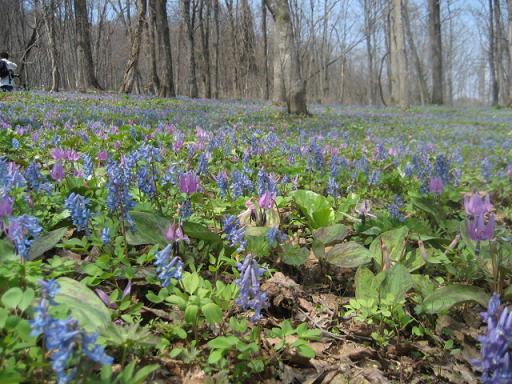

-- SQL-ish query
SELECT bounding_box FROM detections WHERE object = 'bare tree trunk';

[489,0,499,106]
[404,3,428,104]
[74,0,102,90]
[147,0,160,93]
[363,0,377,105]
[262,0,270,99]
[390,0,408,108]
[225,0,239,97]
[154,0,176,97]
[265,0,308,114]
[43,0,60,92]
[120,0,147,93]
[199,0,211,98]
[428,0,443,104]
[183,0,199,98]
[508,0,512,105]
[494,0,505,104]
[213,0,220,98]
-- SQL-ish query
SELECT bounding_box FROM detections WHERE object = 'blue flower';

[64,193,90,233]
[223,215,247,252]
[82,154,93,179]
[154,244,184,287]
[214,171,228,197]
[235,255,268,321]
[7,215,42,259]
[101,227,111,245]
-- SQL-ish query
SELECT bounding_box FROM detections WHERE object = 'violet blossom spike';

[51,161,65,182]
[428,176,444,194]
[95,289,117,309]
[467,213,495,242]
[464,191,493,217]
[179,172,200,194]
[258,191,276,210]
[0,195,13,217]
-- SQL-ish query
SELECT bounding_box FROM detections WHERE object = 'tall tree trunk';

[225,0,239,97]
[508,0,512,105]
[494,0,505,104]
[213,0,220,98]
[199,0,211,98]
[489,0,499,106]
[390,0,408,108]
[120,0,147,93]
[262,0,270,99]
[43,0,60,92]
[183,0,199,98]
[265,0,308,114]
[74,0,102,90]
[363,0,377,105]
[154,0,176,97]
[404,3,429,104]
[428,0,443,104]
[147,0,160,94]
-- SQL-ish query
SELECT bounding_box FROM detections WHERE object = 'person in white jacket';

[0,52,17,92]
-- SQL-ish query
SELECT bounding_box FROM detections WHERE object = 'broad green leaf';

[208,349,224,364]
[182,272,200,294]
[126,211,168,246]
[28,227,68,260]
[418,285,490,315]
[313,224,349,245]
[201,302,223,324]
[296,344,316,359]
[0,369,22,384]
[290,190,335,229]
[55,277,111,332]
[132,364,160,384]
[183,221,222,243]
[184,304,199,324]
[369,226,409,268]
[18,288,35,312]
[0,239,17,262]
[1,288,23,309]
[354,267,386,301]
[0,308,8,328]
[207,336,239,349]
[281,244,309,266]
[380,264,414,303]
[325,242,372,268]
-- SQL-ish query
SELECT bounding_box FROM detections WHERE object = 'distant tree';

[428,0,443,104]
[153,0,176,97]
[264,0,308,114]
[390,0,408,109]
[74,0,102,90]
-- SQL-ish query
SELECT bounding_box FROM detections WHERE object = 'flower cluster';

[472,294,512,383]
[105,159,135,224]
[7,215,42,259]
[235,254,268,321]
[464,191,495,243]
[223,215,247,252]
[154,244,184,287]
[30,280,113,384]
[64,193,90,233]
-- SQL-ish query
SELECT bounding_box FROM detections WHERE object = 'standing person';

[0,52,17,92]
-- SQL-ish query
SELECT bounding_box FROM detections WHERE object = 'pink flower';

[51,161,65,182]
[464,192,493,217]
[258,191,276,209]
[179,172,200,194]
[97,151,108,161]
[164,223,189,243]
[0,195,13,217]
[428,176,444,194]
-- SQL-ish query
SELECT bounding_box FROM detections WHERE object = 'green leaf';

[354,267,386,301]
[28,227,68,260]
[182,272,200,294]
[126,211,168,246]
[184,304,199,324]
[324,242,372,268]
[380,264,414,303]
[281,244,309,266]
[369,226,409,268]
[207,336,239,349]
[296,344,316,359]
[132,364,160,384]
[313,224,349,245]
[146,291,163,304]
[165,294,187,308]
[1,288,23,309]
[201,302,223,324]
[0,308,8,328]
[55,277,111,332]
[0,239,17,262]
[208,349,224,364]
[290,190,335,229]
[0,369,22,384]
[18,288,35,312]
[418,285,490,315]
[183,221,222,243]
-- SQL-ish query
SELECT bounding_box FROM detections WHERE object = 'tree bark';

[74,0,102,90]
[508,0,512,105]
[147,0,161,93]
[120,0,147,93]
[262,0,270,99]
[428,0,443,104]
[390,0,408,108]
[489,0,499,106]
[265,0,308,114]
[183,0,199,98]
[494,0,505,104]
[153,0,176,97]
[199,0,211,98]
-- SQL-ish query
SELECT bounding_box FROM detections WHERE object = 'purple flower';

[464,192,493,217]
[7,215,42,259]
[97,151,108,161]
[164,223,189,243]
[51,161,65,182]
[0,195,13,217]
[467,213,495,241]
[154,244,184,287]
[429,176,444,194]
[258,191,276,210]
[179,172,200,194]
[95,289,117,309]
[223,215,247,252]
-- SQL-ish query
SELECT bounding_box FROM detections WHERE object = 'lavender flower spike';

[235,254,268,321]
[464,191,493,217]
